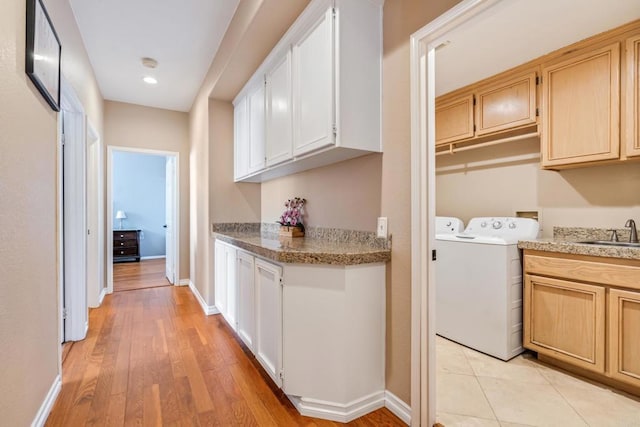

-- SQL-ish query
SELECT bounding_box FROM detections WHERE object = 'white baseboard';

[289,391,385,423]
[140,255,166,260]
[187,280,220,315]
[384,390,411,425]
[98,287,107,305]
[31,374,61,427]
[177,278,190,287]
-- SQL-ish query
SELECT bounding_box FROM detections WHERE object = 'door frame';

[86,121,105,307]
[59,75,89,343]
[106,146,180,294]
[409,0,501,424]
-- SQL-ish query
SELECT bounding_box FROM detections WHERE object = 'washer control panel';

[465,217,539,239]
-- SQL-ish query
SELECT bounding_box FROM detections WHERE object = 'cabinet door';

[254,258,283,387]
[609,288,640,387]
[625,35,640,158]
[541,43,620,167]
[237,251,255,351]
[266,51,293,166]
[524,274,605,373]
[476,72,537,136]
[214,241,227,317]
[292,7,334,156]
[435,94,474,145]
[223,245,237,331]
[234,96,250,180]
[248,82,266,173]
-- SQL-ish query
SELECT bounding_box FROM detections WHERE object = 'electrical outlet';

[377,217,388,238]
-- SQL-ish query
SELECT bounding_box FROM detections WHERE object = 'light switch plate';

[377,217,388,238]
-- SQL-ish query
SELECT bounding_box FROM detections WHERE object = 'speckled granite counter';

[518,227,640,260]
[211,223,391,265]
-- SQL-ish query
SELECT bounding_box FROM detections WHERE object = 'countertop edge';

[213,232,392,266]
[518,239,640,260]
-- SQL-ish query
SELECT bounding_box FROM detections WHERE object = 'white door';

[237,251,256,351]
[62,109,88,341]
[86,133,101,307]
[224,245,238,331]
[266,51,293,166]
[292,7,335,156]
[165,156,175,284]
[234,96,250,180]
[214,241,227,317]
[248,82,266,173]
[255,258,283,387]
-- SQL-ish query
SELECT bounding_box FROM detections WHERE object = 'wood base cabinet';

[609,288,640,387]
[523,251,640,395]
[524,275,605,373]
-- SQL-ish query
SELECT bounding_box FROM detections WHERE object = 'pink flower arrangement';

[278,197,306,230]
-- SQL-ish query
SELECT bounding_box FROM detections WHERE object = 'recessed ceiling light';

[143,76,158,85]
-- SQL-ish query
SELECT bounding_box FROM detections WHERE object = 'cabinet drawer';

[525,254,640,290]
[114,247,138,257]
[114,231,138,241]
[114,239,137,248]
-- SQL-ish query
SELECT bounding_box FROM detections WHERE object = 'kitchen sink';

[578,240,640,248]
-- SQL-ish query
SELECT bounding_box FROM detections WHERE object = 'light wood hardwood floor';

[113,258,170,292]
[46,285,404,426]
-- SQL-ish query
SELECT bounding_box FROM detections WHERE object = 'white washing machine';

[436,216,465,234]
[436,217,539,360]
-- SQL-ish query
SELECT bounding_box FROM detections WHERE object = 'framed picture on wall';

[25,0,61,112]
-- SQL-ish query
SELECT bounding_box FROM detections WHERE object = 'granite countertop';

[211,223,391,266]
[518,227,640,260]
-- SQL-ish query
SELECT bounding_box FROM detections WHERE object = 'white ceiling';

[436,0,640,96]
[69,0,240,112]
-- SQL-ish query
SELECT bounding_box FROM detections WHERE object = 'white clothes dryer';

[436,216,465,234]
[435,217,539,360]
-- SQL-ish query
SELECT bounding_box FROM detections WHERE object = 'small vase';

[279,225,304,238]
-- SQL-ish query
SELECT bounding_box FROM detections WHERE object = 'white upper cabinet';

[248,82,266,173]
[266,51,293,166]
[233,0,382,183]
[233,96,249,180]
[292,7,334,156]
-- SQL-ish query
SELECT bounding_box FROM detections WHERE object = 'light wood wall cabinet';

[233,0,383,183]
[625,34,640,158]
[435,70,538,147]
[523,251,640,395]
[541,43,621,168]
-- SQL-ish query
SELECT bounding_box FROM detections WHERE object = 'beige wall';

[0,0,104,423]
[209,99,261,223]
[261,155,382,231]
[436,139,640,237]
[104,101,191,279]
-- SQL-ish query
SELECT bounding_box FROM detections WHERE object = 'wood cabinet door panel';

[435,94,474,145]
[266,51,293,166]
[214,241,227,317]
[542,43,620,167]
[234,97,249,180]
[237,251,256,351]
[248,83,266,173]
[625,35,640,158]
[254,259,282,388]
[476,72,537,136]
[609,288,640,387]
[524,274,605,373]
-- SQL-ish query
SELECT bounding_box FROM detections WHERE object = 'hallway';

[113,259,170,292]
[46,286,404,426]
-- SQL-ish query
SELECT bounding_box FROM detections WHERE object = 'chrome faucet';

[625,219,638,243]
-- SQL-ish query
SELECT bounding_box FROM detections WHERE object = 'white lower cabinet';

[214,240,237,331]
[214,239,386,423]
[236,250,256,351]
[254,258,283,388]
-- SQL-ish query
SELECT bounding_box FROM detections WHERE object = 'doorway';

[106,147,180,293]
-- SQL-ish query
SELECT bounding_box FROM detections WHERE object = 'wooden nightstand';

[113,229,141,262]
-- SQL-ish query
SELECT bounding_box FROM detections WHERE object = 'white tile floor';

[436,336,640,427]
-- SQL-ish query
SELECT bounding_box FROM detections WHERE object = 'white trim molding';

[288,391,386,423]
[385,390,411,425]
[177,278,190,286]
[188,280,220,315]
[31,375,61,427]
[409,1,501,425]
[98,287,107,305]
[140,255,166,260]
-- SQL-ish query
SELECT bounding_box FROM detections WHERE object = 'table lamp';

[116,210,127,229]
